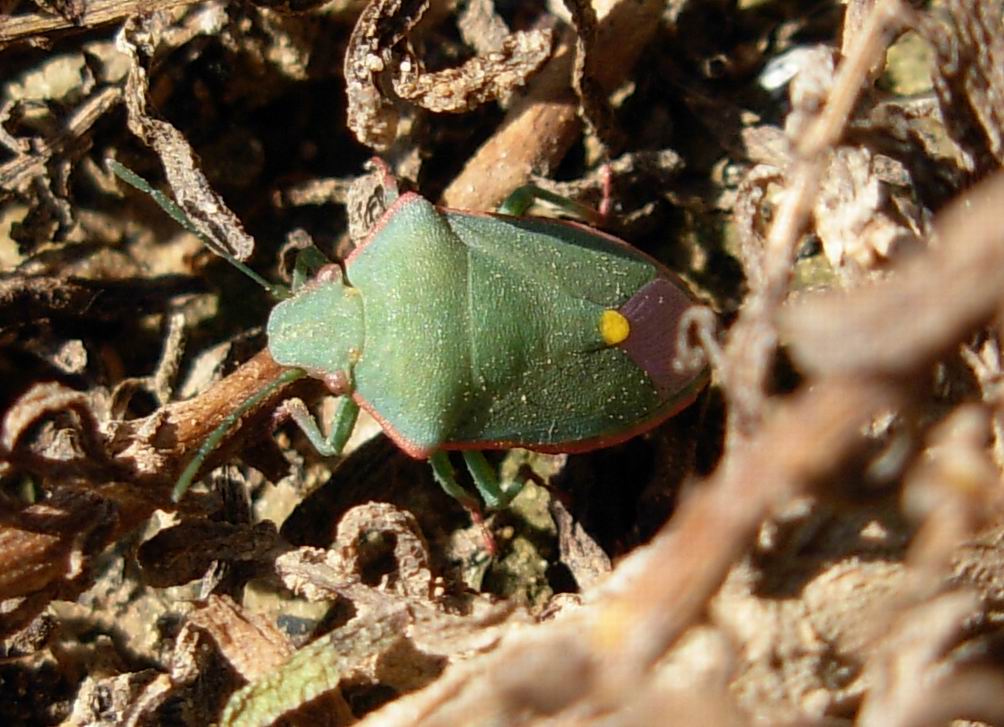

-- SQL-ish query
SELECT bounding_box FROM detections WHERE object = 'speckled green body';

[268,192,703,458]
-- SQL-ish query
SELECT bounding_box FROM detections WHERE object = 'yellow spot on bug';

[600,309,630,345]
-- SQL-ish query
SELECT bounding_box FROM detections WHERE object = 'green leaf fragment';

[220,613,404,727]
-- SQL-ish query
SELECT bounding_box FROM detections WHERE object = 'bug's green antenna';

[172,367,308,502]
[107,159,290,300]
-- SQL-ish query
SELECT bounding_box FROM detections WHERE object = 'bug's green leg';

[281,396,360,456]
[496,185,537,216]
[429,452,500,555]
[462,450,524,510]
[428,452,482,513]
[291,245,331,291]
[173,368,308,502]
[497,184,603,226]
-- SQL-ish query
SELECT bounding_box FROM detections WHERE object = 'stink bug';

[110,161,707,514]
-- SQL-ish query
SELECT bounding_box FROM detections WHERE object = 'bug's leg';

[173,367,308,502]
[461,451,524,510]
[428,452,498,554]
[497,184,603,226]
[279,396,360,456]
[428,452,482,513]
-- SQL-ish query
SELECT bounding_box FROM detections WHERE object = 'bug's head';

[266,266,365,385]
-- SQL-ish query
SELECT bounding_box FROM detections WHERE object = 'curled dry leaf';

[343,0,424,151]
[2,347,309,513]
[392,29,553,114]
[1,382,110,475]
[118,15,257,262]
[65,670,162,727]
[276,502,436,607]
[178,503,474,720]
[344,0,552,149]
[334,501,435,600]
[441,0,665,209]
[248,503,528,721]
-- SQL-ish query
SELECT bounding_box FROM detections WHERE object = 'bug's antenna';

[172,367,308,502]
[107,159,291,300]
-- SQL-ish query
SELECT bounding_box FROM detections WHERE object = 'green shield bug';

[110,160,708,517]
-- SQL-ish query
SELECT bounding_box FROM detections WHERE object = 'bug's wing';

[443,213,695,448]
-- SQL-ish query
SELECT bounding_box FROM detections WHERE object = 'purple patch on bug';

[618,277,695,397]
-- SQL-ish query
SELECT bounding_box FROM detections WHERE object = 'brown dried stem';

[0,0,198,48]
[720,0,908,440]
[440,0,664,210]
[781,169,1004,377]
[109,350,312,487]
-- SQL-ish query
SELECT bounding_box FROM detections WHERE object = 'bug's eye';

[599,309,630,346]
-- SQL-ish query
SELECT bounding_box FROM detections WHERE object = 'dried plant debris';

[6,0,1004,725]
[919,0,1004,178]
[560,0,622,154]
[119,15,257,263]
[344,0,552,149]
